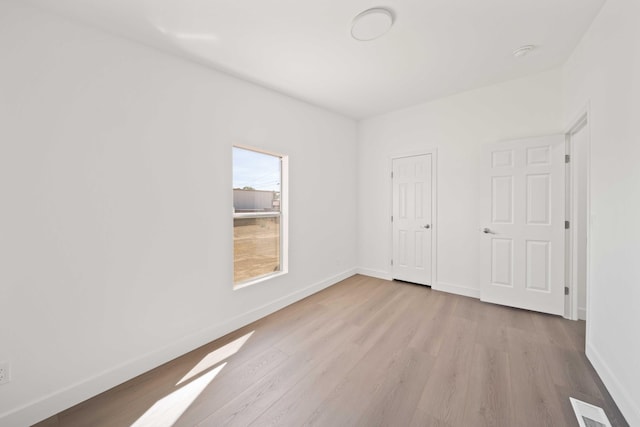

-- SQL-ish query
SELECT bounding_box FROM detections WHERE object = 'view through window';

[233,146,285,285]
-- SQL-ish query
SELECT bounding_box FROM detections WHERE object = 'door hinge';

[565,154,571,163]
[565,286,570,295]
[391,171,394,179]
[565,220,570,229]
[391,259,394,266]
[391,215,393,222]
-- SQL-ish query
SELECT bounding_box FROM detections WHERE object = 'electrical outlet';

[0,361,11,385]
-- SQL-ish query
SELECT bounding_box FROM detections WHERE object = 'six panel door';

[480,135,565,315]
[392,154,433,286]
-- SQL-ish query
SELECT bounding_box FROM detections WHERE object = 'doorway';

[566,113,590,321]
[391,152,436,286]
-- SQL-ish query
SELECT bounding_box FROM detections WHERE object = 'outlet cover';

[0,361,11,385]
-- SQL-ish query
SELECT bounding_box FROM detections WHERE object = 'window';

[232,146,287,287]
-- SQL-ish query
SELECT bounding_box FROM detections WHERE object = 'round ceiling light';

[351,8,394,41]
[513,45,537,58]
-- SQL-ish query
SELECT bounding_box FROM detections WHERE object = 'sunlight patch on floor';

[176,330,254,386]
[131,363,226,427]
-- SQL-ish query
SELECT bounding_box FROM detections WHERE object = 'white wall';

[3,0,639,425]
[357,70,563,296]
[0,2,357,425]
[563,0,640,424]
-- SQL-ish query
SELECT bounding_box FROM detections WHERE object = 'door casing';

[565,105,592,323]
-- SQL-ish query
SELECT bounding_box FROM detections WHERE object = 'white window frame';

[232,145,288,289]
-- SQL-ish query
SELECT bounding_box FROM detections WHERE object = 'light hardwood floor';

[36,275,628,427]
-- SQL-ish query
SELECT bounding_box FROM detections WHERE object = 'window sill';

[233,270,288,290]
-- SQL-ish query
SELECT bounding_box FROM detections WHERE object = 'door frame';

[565,105,592,322]
[388,149,438,286]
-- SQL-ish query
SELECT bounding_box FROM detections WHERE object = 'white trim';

[578,307,586,321]
[433,281,480,299]
[232,143,284,158]
[233,212,280,219]
[564,104,591,326]
[587,343,639,427]
[564,130,571,320]
[1,269,357,427]
[388,148,438,287]
[280,155,289,276]
[566,101,591,136]
[233,271,288,290]
[356,267,392,281]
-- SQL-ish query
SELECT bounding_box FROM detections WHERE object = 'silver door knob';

[483,228,493,234]
[423,224,431,229]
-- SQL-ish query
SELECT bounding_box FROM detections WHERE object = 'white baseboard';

[578,307,587,321]
[356,267,392,281]
[586,342,638,427]
[433,281,480,299]
[1,268,356,427]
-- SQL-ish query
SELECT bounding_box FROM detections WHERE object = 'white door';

[392,154,433,285]
[480,135,565,315]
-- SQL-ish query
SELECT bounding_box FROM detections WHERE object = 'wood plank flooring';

[35,275,628,427]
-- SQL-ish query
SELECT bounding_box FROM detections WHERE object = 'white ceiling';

[28,0,605,119]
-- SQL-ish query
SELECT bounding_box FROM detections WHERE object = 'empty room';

[1,0,638,426]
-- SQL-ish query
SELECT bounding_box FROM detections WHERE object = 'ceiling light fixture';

[513,45,537,58]
[351,8,395,41]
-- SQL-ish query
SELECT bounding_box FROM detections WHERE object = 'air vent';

[570,398,612,427]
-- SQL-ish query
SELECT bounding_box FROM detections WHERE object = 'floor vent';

[570,397,612,427]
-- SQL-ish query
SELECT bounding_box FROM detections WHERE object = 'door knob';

[423,224,431,229]
[483,228,494,234]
